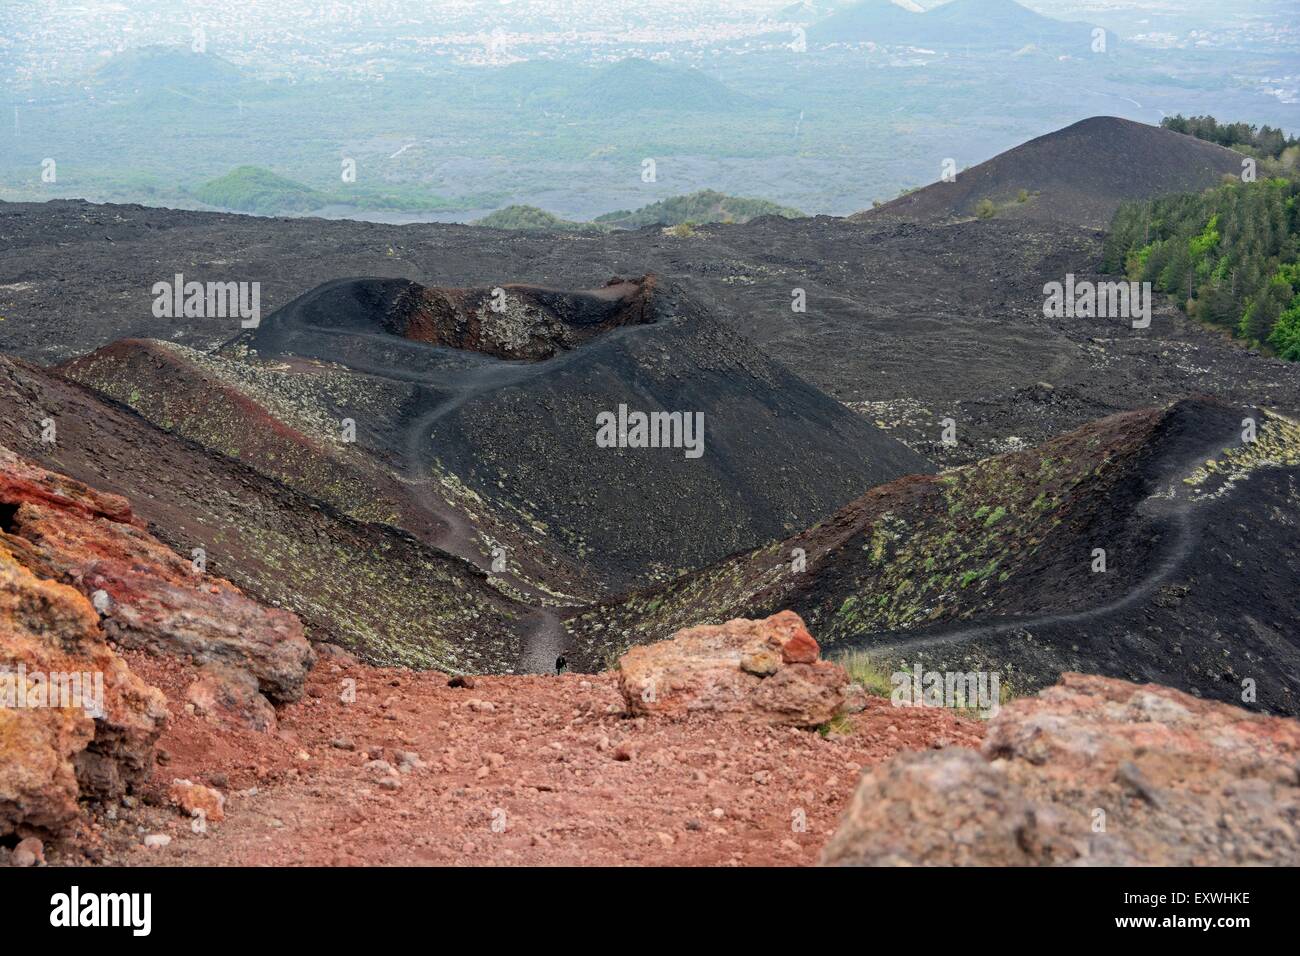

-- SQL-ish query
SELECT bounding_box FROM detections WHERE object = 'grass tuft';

[840,651,895,697]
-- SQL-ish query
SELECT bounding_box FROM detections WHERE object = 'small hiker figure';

[555,654,567,675]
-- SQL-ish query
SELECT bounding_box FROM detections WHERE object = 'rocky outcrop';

[820,673,1300,866]
[0,444,313,703]
[617,611,849,727]
[1,541,167,837]
[388,276,657,361]
[0,442,318,836]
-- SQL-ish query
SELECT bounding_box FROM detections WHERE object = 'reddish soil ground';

[53,651,984,867]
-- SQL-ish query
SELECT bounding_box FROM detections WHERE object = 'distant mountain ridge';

[94,45,244,88]
[809,0,1113,51]
[565,58,757,114]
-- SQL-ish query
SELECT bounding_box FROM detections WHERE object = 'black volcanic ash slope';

[7,194,1299,473]
[854,116,1244,229]
[569,399,1300,714]
[0,354,537,673]
[58,336,606,606]
[235,275,933,588]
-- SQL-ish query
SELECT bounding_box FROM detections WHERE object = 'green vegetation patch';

[474,205,603,232]
[594,189,803,229]
[1105,173,1300,360]
[195,165,453,215]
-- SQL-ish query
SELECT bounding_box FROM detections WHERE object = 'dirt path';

[58,651,983,867]
[839,424,1240,661]
[243,278,661,672]
[519,608,568,674]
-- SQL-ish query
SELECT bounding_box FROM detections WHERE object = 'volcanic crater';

[384,276,657,361]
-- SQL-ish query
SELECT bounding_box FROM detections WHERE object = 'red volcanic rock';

[0,445,313,703]
[1,539,167,837]
[12,837,44,866]
[168,779,226,824]
[617,611,849,727]
[778,625,820,665]
[186,663,278,733]
[821,674,1300,866]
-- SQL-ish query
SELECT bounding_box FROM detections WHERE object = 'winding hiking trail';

[242,278,663,673]
[239,279,1274,684]
[841,509,1197,661]
[834,420,1246,663]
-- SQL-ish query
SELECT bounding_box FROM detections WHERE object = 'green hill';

[474,205,600,232]
[473,194,805,233]
[566,59,756,115]
[194,166,327,214]
[95,45,244,88]
[595,190,804,228]
[194,167,456,215]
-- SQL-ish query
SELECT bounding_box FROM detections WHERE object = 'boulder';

[12,837,44,867]
[617,611,849,727]
[0,541,167,837]
[0,444,313,702]
[186,663,278,733]
[168,779,226,824]
[821,673,1300,866]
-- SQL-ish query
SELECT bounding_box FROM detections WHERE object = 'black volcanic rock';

[571,399,1300,714]
[854,116,1244,228]
[237,274,933,587]
[1,124,1297,690]
[3,188,1297,472]
[0,354,539,674]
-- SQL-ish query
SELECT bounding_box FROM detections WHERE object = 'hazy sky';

[3,0,1294,218]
